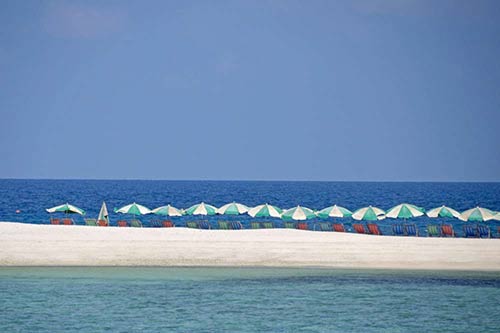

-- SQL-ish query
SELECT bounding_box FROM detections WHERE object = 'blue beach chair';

[477,225,491,238]
[404,224,419,237]
[198,220,211,230]
[463,225,477,238]
[229,221,243,230]
[392,224,404,236]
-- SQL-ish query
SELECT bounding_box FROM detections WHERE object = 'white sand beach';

[1,222,499,270]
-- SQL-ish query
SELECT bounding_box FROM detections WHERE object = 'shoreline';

[1,222,500,270]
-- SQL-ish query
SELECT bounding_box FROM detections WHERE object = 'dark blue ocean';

[1,179,499,236]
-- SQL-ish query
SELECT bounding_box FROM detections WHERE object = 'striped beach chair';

[478,225,490,238]
[333,223,345,232]
[62,218,74,225]
[463,225,477,238]
[404,224,419,237]
[218,221,230,230]
[250,222,261,229]
[97,219,108,227]
[229,221,243,230]
[427,225,440,237]
[318,223,332,231]
[392,224,404,236]
[367,223,382,235]
[441,224,455,237]
[84,218,97,226]
[262,222,274,229]
[162,220,175,228]
[284,222,296,229]
[186,221,198,229]
[353,223,367,234]
[130,219,143,228]
[50,218,61,225]
[198,221,211,229]
[296,222,308,230]
[117,220,128,227]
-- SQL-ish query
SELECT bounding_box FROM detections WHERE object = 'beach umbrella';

[114,202,151,215]
[386,203,425,219]
[426,205,461,219]
[98,202,109,224]
[185,202,218,216]
[352,206,385,221]
[151,204,183,217]
[281,205,316,221]
[46,203,85,215]
[459,207,496,222]
[217,202,249,215]
[317,205,352,219]
[247,204,282,218]
[492,212,500,221]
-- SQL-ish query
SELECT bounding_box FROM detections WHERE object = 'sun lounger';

[478,225,491,238]
[218,221,230,230]
[198,220,211,229]
[84,218,97,226]
[284,221,296,229]
[367,223,382,235]
[296,222,308,230]
[130,219,143,228]
[117,220,129,227]
[404,224,419,237]
[392,224,404,236]
[230,221,243,230]
[62,218,74,225]
[441,224,455,237]
[162,220,174,228]
[353,223,367,234]
[262,222,274,229]
[97,219,108,227]
[463,224,477,238]
[250,222,261,229]
[332,223,345,232]
[186,221,198,229]
[318,222,332,231]
[427,225,440,237]
[50,218,61,225]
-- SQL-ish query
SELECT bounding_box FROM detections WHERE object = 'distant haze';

[1,0,499,181]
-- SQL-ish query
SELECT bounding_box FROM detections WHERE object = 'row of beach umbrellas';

[47,202,500,222]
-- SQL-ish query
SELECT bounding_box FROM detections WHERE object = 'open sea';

[1,180,500,332]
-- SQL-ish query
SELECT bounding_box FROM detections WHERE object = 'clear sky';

[1,0,499,181]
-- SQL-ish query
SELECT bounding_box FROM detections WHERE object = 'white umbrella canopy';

[217,202,249,215]
[459,207,496,222]
[114,202,151,215]
[426,205,461,219]
[247,204,282,218]
[46,203,86,215]
[151,204,184,217]
[493,212,500,221]
[352,206,386,221]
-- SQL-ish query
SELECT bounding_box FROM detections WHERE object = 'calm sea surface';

[1,179,499,236]
[1,267,500,332]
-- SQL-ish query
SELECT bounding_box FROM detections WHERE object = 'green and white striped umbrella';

[459,207,496,222]
[185,202,218,216]
[386,203,424,219]
[217,202,249,215]
[281,205,316,221]
[426,205,460,219]
[317,205,352,219]
[151,204,183,217]
[493,212,500,221]
[114,202,151,215]
[46,203,86,215]
[98,202,109,223]
[247,204,282,218]
[352,206,385,221]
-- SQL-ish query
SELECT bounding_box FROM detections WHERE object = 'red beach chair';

[97,220,108,227]
[50,218,61,225]
[333,223,345,232]
[352,223,367,234]
[62,218,74,225]
[162,220,175,228]
[367,223,382,235]
[117,220,129,227]
[441,224,455,237]
[296,222,308,230]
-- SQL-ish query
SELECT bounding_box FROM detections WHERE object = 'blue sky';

[1,0,499,181]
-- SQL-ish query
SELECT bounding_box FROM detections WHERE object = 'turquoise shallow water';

[1,268,500,332]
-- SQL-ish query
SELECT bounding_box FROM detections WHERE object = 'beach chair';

[296,222,308,230]
[130,219,143,228]
[477,225,490,238]
[117,220,129,227]
[250,222,261,229]
[50,218,61,225]
[404,224,419,237]
[62,218,74,225]
[367,223,382,235]
[97,219,109,227]
[427,225,440,237]
[84,218,97,226]
[162,220,175,228]
[150,220,162,227]
[186,221,198,229]
[198,220,211,230]
[229,221,243,230]
[441,224,455,237]
[218,221,230,230]
[333,223,345,232]
[463,225,477,238]
[262,222,274,229]
[392,224,404,236]
[353,223,367,234]
[318,223,332,231]
[284,222,296,229]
